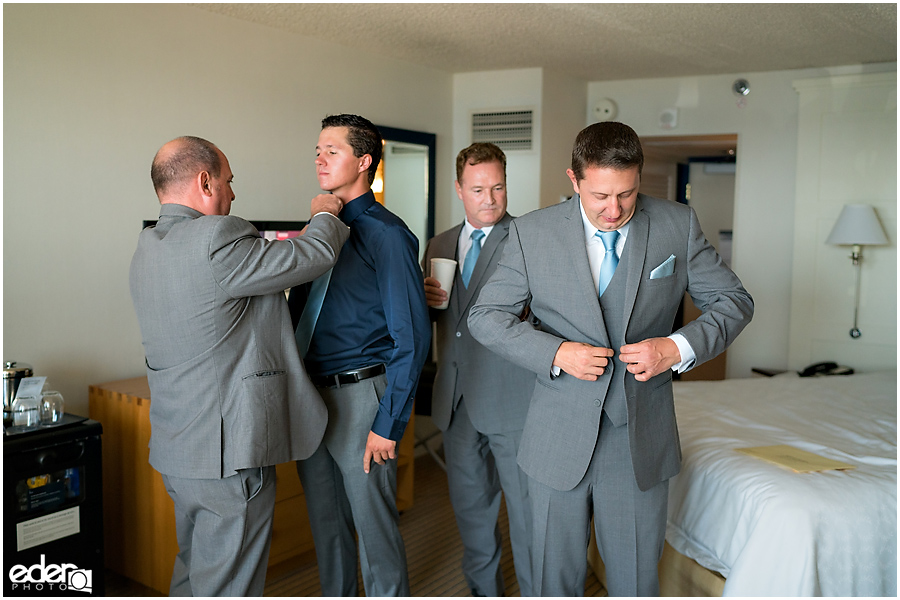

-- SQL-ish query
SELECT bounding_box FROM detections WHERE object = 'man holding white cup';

[421,143,536,597]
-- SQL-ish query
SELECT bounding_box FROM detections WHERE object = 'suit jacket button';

[455,332,462,338]
[594,399,602,407]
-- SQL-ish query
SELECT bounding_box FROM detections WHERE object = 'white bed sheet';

[666,370,897,596]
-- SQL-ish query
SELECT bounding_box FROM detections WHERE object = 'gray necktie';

[596,230,620,298]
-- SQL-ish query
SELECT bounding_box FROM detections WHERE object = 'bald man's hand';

[311,193,343,218]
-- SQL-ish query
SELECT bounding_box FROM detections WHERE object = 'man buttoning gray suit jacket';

[422,143,535,597]
[468,122,753,596]
[129,136,349,596]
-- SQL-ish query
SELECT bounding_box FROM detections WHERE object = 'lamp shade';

[825,204,889,246]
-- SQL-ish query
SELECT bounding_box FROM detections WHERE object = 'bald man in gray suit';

[423,143,534,597]
[469,122,753,596]
[130,136,349,596]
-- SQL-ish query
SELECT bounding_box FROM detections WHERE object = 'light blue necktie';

[596,230,620,298]
[294,268,333,357]
[461,229,485,287]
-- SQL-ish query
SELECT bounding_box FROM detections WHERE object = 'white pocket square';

[650,254,676,279]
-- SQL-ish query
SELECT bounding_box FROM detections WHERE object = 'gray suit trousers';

[529,413,668,597]
[443,397,532,596]
[295,374,410,596]
[163,466,276,597]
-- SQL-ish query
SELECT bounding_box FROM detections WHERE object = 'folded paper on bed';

[735,444,855,472]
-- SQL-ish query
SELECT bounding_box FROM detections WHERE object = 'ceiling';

[193,3,896,82]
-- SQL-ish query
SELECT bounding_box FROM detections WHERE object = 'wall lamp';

[825,204,889,338]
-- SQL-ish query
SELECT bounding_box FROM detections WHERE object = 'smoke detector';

[593,98,618,122]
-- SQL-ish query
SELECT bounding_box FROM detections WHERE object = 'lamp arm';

[850,245,862,338]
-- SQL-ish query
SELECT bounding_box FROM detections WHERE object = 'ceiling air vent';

[471,110,533,151]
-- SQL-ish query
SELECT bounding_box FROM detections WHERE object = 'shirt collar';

[462,219,495,241]
[339,189,376,226]
[579,197,630,244]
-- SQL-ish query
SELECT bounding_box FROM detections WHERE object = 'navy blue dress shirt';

[298,190,431,442]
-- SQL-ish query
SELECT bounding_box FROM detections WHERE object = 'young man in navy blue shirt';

[289,114,430,596]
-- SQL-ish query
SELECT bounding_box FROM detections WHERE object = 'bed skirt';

[587,529,725,597]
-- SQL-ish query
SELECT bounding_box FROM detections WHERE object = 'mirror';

[375,125,436,261]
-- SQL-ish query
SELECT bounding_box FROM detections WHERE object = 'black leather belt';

[311,364,386,388]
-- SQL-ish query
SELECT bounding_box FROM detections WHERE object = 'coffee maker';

[3,361,33,428]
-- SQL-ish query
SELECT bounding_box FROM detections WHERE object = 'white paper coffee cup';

[430,258,457,310]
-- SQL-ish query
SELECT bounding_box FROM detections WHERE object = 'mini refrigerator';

[4,416,104,596]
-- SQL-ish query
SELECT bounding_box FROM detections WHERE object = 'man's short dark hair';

[151,136,221,195]
[455,143,507,182]
[321,114,383,185]
[571,122,643,182]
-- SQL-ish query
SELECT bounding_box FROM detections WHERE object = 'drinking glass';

[40,391,65,426]
[12,395,40,430]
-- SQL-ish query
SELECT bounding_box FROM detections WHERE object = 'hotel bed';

[589,370,897,596]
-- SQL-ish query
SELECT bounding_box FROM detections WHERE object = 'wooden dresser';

[89,376,415,594]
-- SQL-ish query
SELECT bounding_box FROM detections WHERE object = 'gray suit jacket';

[423,213,534,434]
[469,195,753,491]
[129,204,350,479]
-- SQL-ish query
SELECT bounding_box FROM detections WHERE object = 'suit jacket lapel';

[622,197,649,336]
[459,214,511,311]
[428,223,467,323]
[437,224,463,262]
[566,196,610,348]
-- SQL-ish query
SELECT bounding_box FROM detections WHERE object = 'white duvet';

[667,370,897,596]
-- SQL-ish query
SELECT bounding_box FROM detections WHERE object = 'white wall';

[451,69,543,227]
[3,4,454,416]
[540,70,587,208]
[788,72,896,371]
[587,63,897,377]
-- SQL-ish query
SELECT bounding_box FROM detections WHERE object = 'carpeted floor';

[105,452,606,596]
